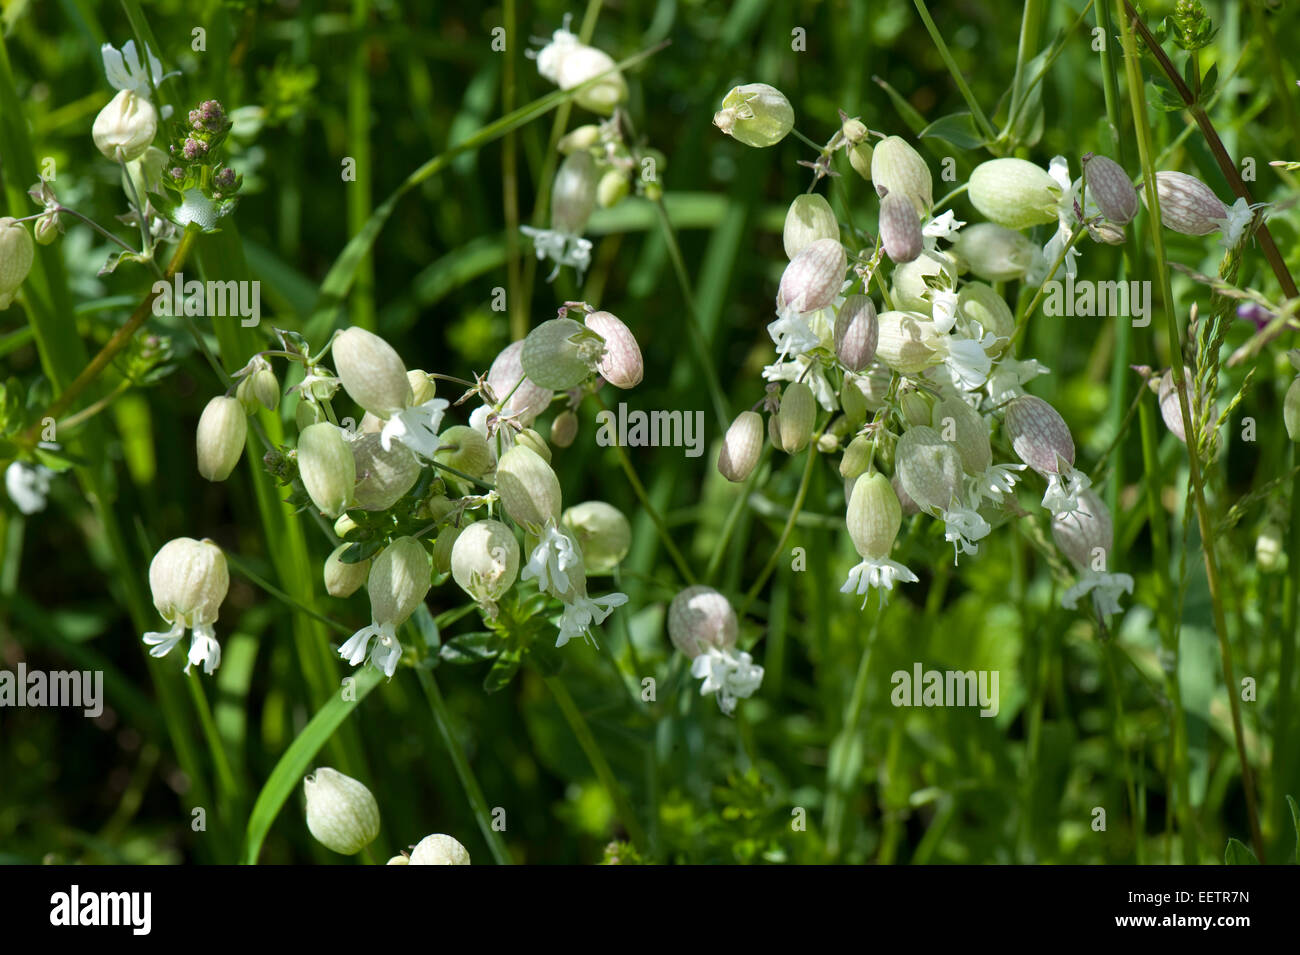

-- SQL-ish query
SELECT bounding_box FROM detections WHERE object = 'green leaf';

[241,666,382,864]
[483,648,522,693]
[1287,795,1300,864]
[920,112,989,150]
[1223,838,1259,865]
[412,603,441,651]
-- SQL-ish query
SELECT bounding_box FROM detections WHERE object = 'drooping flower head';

[303,767,380,856]
[339,537,431,678]
[667,585,763,715]
[143,537,229,674]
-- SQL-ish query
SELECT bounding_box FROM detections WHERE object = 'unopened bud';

[849,142,873,181]
[562,501,631,574]
[777,238,846,313]
[92,89,157,161]
[846,471,902,560]
[551,409,579,447]
[435,425,493,479]
[298,422,356,517]
[1158,368,1193,444]
[1149,171,1227,236]
[409,833,471,865]
[668,585,737,657]
[840,434,873,479]
[303,767,380,855]
[871,136,932,218]
[516,428,552,462]
[597,168,629,208]
[969,158,1061,230]
[496,445,561,532]
[777,381,816,453]
[783,193,840,260]
[879,190,923,264]
[1082,153,1138,224]
[324,544,370,598]
[367,536,431,629]
[0,218,35,310]
[1004,395,1074,475]
[584,310,643,389]
[333,327,413,419]
[196,396,247,481]
[718,410,764,482]
[833,295,879,372]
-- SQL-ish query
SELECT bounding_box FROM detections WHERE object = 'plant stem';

[543,674,649,852]
[415,667,513,864]
[912,0,998,143]
[737,432,820,618]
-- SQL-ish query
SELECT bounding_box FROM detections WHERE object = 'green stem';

[543,675,649,852]
[912,0,998,142]
[737,433,821,618]
[415,667,513,865]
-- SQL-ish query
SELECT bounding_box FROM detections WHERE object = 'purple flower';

[1237,302,1271,330]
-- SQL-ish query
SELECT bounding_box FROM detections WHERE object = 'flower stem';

[415,666,513,865]
[543,674,649,853]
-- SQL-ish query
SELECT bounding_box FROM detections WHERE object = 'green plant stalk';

[912,0,998,143]
[1116,0,1264,859]
[1276,443,1299,858]
[542,674,649,852]
[347,0,376,330]
[415,667,513,865]
[502,0,524,341]
[705,448,769,583]
[1006,0,1045,141]
[823,616,880,858]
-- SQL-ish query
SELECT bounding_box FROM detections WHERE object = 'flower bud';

[298,422,356,517]
[767,411,784,452]
[842,367,890,428]
[1051,489,1113,571]
[407,369,437,406]
[451,519,520,609]
[841,117,868,144]
[431,524,460,576]
[932,396,991,475]
[840,434,873,479]
[1149,171,1227,236]
[561,501,631,574]
[92,89,157,161]
[33,212,60,246]
[516,427,552,462]
[303,767,380,855]
[1285,378,1300,442]
[874,311,938,374]
[1082,153,1137,225]
[956,282,1014,353]
[713,83,794,148]
[537,28,627,115]
[196,396,247,481]
[890,251,957,314]
[324,544,370,598]
[552,151,599,234]
[550,409,579,448]
[668,585,737,657]
[846,471,902,560]
[900,390,931,427]
[1256,522,1286,573]
[521,317,605,390]
[1004,395,1074,474]
[777,238,846,313]
[584,310,643,388]
[968,158,1061,230]
[895,425,964,513]
[0,218,35,310]
[433,425,493,479]
[351,432,420,510]
[848,142,874,181]
[368,536,431,628]
[879,190,923,264]
[496,445,562,531]
[871,136,932,218]
[718,410,764,482]
[783,193,839,260]
[597,168,629,208]
[1087,219,1128,245]
[833,295,879,372]
[149,537,229,629]
[296,399,325,430]
[409,833,471,865]
[236,361,280,413]
[333,327,413,419]
[949,223,1037,282]
[487,341,552,426]
[558,124,602,153]
[777,381,816,453]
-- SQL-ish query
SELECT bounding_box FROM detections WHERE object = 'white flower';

[1026,156,1082,285]
[380,396,449,460]
[766,305,821,358]
[930,289,960,335]
[840,556,919,609]
[522,523,583,596]
[940,331,997,391]
[1215,197,1265,250]
[338,620,403,678]
[556,591,628,648]
[101,40,178,114]
[520,226,593,282]
[1062,569,1134,617]
[974,462,1027,502]
[5,460,55,514]
[923,209,965,244]
[1042,462,1092,516]
[143,537,229,676]
[690,646,764,715]
[986,357,1050,403]
[941,505,991,562]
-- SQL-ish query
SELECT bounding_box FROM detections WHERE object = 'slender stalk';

[912,0,998,142]
[737,433,820,619]
[543,674,649,852]
[415,667,513,865]
[823,615,880,858]
[1117,0,1264,858]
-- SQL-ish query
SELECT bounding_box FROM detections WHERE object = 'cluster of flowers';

[146,305,646,679]
[303,766,470,864]
[709,82,1261,622]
